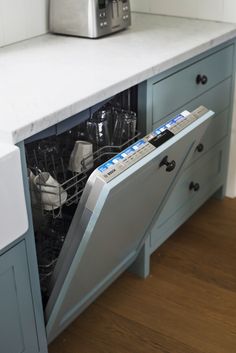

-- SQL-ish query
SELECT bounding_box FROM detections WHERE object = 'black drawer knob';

[196,74,208,85]
[196,143,204,153]
[160,156,176,172]
[189,182,200,192]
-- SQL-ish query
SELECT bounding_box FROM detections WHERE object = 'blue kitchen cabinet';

[1,39,235,352]
[24,40,235,344]
[0,241,39,353]
[138,43,235,254]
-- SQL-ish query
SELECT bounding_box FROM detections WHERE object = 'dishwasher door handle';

[159,156,176,172]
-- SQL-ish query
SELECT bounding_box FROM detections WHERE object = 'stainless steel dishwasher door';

[45,108,214,343]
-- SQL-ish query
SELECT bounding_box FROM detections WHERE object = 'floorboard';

[49,197,236,353]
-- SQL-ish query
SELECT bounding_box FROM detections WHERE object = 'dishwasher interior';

[25,87,140,307]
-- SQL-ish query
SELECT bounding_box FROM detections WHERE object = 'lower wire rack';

[27,132,141,219]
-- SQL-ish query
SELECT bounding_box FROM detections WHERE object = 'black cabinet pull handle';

[160,156,176,172]
[196,143,204,153]
[189,182,200,192]
[196,74,208,85]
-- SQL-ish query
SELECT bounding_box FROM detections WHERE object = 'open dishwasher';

[25,89,214,342]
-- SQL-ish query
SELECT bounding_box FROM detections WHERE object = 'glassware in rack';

[26,98,139,219]
[112,110,137,146]
[87,110,111,148]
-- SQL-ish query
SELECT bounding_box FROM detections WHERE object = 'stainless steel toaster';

[50,0,131,39]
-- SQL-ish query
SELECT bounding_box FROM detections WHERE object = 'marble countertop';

[0,12,236,144]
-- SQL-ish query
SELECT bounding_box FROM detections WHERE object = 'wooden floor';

[49,197,236,353]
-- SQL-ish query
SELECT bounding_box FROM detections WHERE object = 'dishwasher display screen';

[148,129,174,148]
[98,0,106,9]
[97,109,203,183]
[98,140,146,173]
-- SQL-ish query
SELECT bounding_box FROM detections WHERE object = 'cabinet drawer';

[153,80,230,161]
[153,78,231,129]
[190,109,229,164]
[152,45,234,124]
[150,142,226,251]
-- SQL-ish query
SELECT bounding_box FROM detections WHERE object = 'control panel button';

[98,107,210,183]
[99,12,106,18]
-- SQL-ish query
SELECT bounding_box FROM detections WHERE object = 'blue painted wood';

[150,141,227,252]
[152,78,232,128]
[0,241,39,353]
[152,45,234,124]
[148,39,236,88]
[18,142,48,352]
[143,41,236,256]
[129,238,150,278]
[189,109,229,165]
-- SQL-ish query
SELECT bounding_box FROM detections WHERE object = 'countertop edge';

[1,17,236,145]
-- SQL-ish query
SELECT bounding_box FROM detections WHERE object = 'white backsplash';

[0,0,48,47]
[1,1,235,47]
[131,0,236,22]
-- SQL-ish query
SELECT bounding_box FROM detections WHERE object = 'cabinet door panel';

[153,78,231,128]
[0,242,39,353]
[150,142,226,252]
[0,269,24,353]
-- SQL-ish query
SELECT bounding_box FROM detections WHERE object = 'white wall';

[0,0,48,47]
[131,0,236,197]
[131,0,236,23]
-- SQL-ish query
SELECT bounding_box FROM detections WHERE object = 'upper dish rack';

[26,130,141,219]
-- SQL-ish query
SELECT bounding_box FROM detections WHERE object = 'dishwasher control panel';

[97,106,209,183]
